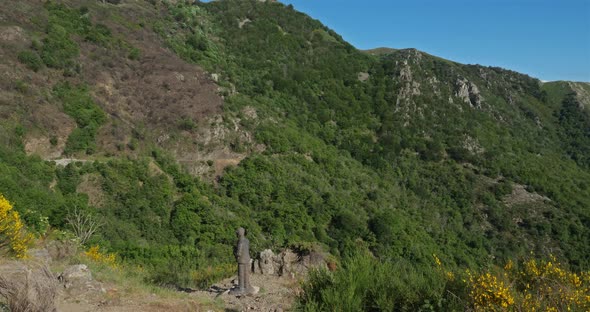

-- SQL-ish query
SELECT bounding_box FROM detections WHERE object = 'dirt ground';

[190,274,301,312]
[55,272,300,312]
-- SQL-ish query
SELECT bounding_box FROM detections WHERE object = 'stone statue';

[230,227,256,295]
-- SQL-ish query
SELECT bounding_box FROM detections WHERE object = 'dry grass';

[0,264,58,312]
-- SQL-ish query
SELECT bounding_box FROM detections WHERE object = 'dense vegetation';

[298,251,590,311]
[2,0,589,303]
[53,83,106,154]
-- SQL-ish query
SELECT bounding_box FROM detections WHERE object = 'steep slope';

[0,0,248,178]
[193,0,590,267]
[0,0,588,294]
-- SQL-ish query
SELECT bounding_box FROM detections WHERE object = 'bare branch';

[65,208,104,245]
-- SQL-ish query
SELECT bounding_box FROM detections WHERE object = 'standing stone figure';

[230,227,256,295]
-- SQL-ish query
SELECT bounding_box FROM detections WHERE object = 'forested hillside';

[0,0,589,307]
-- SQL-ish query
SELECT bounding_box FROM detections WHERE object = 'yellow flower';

[84,245,119,269]
[445,271,455,281]
[467,270,514,311]
[504,259,513,271]
[433,254,442,267]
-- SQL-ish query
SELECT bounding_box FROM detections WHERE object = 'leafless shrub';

[0,264,58,312]
[65,208,104,245]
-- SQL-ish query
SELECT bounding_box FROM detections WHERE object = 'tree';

[65,208,104,245]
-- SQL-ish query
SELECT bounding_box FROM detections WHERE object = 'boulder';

[58,264,105,299]
[259,249,276,275]
[59,264,92,289]
[278,250,298,276]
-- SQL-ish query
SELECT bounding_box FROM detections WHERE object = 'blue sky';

[278,0,590,82]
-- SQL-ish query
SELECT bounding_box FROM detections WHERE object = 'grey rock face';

[455,78,483,108]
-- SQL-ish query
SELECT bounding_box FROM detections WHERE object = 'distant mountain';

[0,0,588,293]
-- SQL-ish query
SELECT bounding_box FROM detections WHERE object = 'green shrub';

[40,24,79,70]
[85,24,112,44]
[14,80,29,94]
[297,252,451,311]
[17,51,43,72]
[493,179,513,198]
[34,2,118,72]
[127,47,141,60]
[53,83,106,155]
[49,136,58,146]
[177,118,197,131]
[150,260,234,289]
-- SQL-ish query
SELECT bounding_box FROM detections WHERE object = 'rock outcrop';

[357,72,370,82]
[58,264,105,299]
[252,249,327,277]
[456,78,483,108]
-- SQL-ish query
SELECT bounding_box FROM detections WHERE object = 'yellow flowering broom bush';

[515,256,590,311]
[433,254,590,311]
[0,193,33,258]
[434,255,590,311]
[83,245,119,269]
[466,270,515,311]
